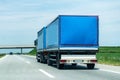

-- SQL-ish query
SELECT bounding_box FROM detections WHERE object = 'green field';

[29,47,120,66]
[97,47,120,66]
[98,47,120,53]
[97,53,120,66]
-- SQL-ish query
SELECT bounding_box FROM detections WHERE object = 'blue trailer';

[36,27,46,63]
[36,15,99,69]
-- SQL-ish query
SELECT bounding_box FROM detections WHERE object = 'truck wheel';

[87,64,95,69]
[36,53,40,62]
[47,59,52,66]
[56,53,64,69]
[47,54,52,66]
[39,54,42,63]
[56,60,64,69]
[37,59,40,62]
[43,59,47,64]
[57,63,64,69]
[40,53,46,63]
[39,58,43,63]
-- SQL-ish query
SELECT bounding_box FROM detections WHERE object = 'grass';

[28,48,36,56]
[97,53,120,66]
[0,54,6,58]
[97,46,120,66]
[98,46,120,53]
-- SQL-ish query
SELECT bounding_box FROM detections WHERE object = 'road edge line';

[99,69,120,74]
[0,55,8,61]
[23,55,36,58]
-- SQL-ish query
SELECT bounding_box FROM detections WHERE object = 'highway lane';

[0,55,120,80]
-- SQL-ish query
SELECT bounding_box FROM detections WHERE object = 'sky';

[0,0,120,53]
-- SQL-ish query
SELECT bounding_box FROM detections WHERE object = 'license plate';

[75,60,82,63]
[84,60,89,63]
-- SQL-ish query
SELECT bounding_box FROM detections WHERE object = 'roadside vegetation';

[97,47,120,66]
[29,48,36,56]
[29,47,120,66]
[0,54,6,58]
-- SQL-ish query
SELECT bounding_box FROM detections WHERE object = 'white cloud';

[0,0,120,46]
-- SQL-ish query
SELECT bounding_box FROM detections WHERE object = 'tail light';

[90,60,97,62]
[60,60,66,63]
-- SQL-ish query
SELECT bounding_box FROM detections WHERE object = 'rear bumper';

[60,54,97,64]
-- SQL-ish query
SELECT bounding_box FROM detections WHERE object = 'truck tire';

[36,55,40,62]
[39,53,46,63]
[37,58,40,62]
[56,53,64,69]
[38,53,42,63]
[47,54,52,66]
[47,59,52,66]
[87,64,95,69]
[47,60,50,65]
[57,61,64,69]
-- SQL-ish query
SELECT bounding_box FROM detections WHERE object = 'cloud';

[0,0,120,46]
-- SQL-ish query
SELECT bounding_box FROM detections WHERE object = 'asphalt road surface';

[0,55,119,80]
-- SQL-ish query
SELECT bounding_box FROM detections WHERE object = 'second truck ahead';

[35,15,99,69]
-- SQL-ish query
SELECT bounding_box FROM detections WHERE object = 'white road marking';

[26,61,31,64]
[39,69,55,78]
[0,55,8,61]
[99,69,120,74]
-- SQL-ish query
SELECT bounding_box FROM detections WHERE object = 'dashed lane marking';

[26,61,31,64]
[39,69,55,78]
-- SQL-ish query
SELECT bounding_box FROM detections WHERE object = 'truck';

[35,15,99,69]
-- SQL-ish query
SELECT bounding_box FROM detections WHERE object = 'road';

[0,55,119,80]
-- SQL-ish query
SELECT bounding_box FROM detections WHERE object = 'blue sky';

[0,0,120,50]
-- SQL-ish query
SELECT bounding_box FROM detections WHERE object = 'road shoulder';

[96,63,120,73]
